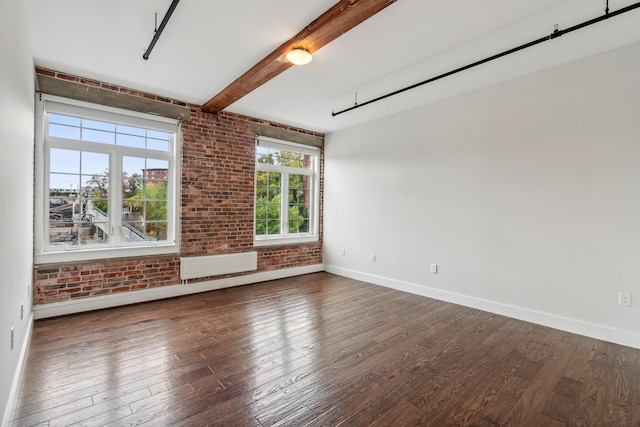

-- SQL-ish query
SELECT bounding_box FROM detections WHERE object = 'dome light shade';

[286,48,313,65]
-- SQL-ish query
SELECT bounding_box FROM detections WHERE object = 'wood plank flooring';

[9,272,640,426]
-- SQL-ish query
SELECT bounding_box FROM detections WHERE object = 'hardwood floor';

[10,272,640,426]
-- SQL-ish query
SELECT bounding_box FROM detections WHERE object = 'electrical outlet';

[340,248,345,256]
[618,292,631,306]
[370,254,376,262]
[27,283,30,298]
[431,264,438,274]
[21,303,24,320]
[11,327,15,350]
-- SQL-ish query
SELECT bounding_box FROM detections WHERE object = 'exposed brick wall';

[35,257,180,301]
[180,110,256,255]
[33,68,324,304]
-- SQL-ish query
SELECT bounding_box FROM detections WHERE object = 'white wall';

[0,0,35,423]
[324,41,640,348]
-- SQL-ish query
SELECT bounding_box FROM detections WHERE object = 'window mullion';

[281,171,289,236]
[311,156,319,235]
[166,132,177,244]
[110,150,122,246]
[42,137,51,249]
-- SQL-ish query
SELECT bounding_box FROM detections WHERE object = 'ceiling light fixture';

[286,48,313,65]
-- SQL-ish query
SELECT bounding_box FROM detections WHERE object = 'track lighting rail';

[143,0,180,60]
[331,1,640,117]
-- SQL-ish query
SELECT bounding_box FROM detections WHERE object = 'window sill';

[253,235,319,248]
[34,243,179,266]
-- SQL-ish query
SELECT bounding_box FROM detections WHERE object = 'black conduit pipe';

[143,0,180,60]
[331,1,640,117]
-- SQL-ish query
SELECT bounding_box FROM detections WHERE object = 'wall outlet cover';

[618,292,631,306]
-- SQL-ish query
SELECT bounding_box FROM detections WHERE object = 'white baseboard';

[2,312,33,427]
[33,264,325,320]
[326,265,640,349]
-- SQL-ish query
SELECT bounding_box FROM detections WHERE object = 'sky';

[48,113,171,191]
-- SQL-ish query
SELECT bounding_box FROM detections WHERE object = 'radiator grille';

[180,252,258,280]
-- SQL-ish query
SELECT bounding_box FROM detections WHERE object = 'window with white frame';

[254,136,319,246]
[35,94,179,263]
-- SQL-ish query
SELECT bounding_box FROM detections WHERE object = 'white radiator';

[180,251,258,280]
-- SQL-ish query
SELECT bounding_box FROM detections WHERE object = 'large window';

[35,95,179,263]
[255,136,320,246]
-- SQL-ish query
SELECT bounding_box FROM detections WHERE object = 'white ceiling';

[26,0,640,134]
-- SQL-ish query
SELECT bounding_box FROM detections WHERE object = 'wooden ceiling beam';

[201,0,397,114]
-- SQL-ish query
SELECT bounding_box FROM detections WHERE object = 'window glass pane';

[77,216,109,246]
[50,114,81,127]
[82,175,109,214]
[256,146,272,163]
[123,156,146,176]
[49,114,81,140]
[81,151,109,175]
[49,190,77,246]
[82,128,115,145]
[49,220,78,246]
[125,158,168,187]
[116,133,146,148]
[120,219,168,242]
[146,158,169,170]
[82,119,115,133]
[256,146,310,169]
[48,195,109,248]
[78,119,116,144]
[267,219,281,235]
[123,156,146,210]
[122,173,143,201]
[147,130,170,141]
[145,201,167,220]
[146,130,171,152]
[288,174,310,233]
[79,202,109,245]
[255,171,281,236]
[48,148,109,247]
[48,118,173,151]
[50,149,79,174]
[276,150,306,168]
[49,123,81,140]
[147,138,169,152]
[120,221,148,242]
[146,222,168,241]
[116,124,146,137]
[119,220,168,242]
[49,173,79,193]
[122,156,169,243]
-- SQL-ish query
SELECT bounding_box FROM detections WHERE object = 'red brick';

[57,73,80,82]
[35,67,56,77]
[33,68,323,304]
